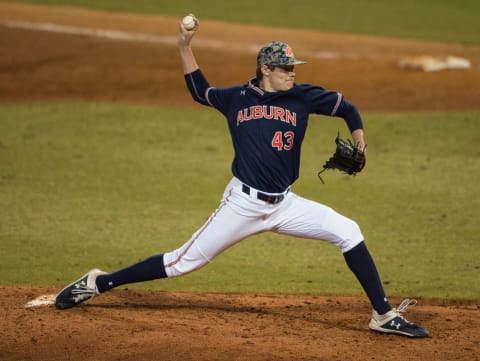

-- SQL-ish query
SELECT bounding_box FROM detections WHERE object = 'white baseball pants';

[163,177,364,277]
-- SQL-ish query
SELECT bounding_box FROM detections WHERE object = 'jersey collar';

[247,78,265,95]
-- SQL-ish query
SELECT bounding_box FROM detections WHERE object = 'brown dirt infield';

[1,3,480,361]
[2,286,480,361]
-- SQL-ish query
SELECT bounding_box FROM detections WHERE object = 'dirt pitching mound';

[3,286,480,361]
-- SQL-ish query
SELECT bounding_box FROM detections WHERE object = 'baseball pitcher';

[55,15,429,338]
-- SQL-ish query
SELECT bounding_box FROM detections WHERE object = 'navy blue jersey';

[185,70,363,193]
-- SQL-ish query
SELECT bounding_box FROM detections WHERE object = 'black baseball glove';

[318,134,366,183]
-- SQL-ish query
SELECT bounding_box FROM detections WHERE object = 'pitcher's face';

[261,65,296,92]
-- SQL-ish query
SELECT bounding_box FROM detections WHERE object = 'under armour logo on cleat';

[390,320,401,330]
[240,90,246,95]
[75,281,86,289]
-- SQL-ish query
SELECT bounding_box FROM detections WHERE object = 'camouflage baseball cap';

[256,41,306,67]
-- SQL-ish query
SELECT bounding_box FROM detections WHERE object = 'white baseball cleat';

[369,299,430,338]
[55,269,107,309]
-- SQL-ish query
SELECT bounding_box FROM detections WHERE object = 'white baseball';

[182,15,196,30]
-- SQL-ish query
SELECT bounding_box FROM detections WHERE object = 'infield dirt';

[1,3,479,361]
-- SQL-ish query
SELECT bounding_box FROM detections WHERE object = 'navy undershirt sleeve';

[335,100,364,132]
[184,69,211,106]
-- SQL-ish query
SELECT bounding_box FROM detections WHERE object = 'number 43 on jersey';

[272,131,294,151]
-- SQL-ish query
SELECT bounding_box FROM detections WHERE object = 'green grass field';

[1,0,479,301]
[8,0,480,44]
[1,103,479,300]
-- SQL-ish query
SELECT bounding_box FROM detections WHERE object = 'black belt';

[242,184,288,204]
